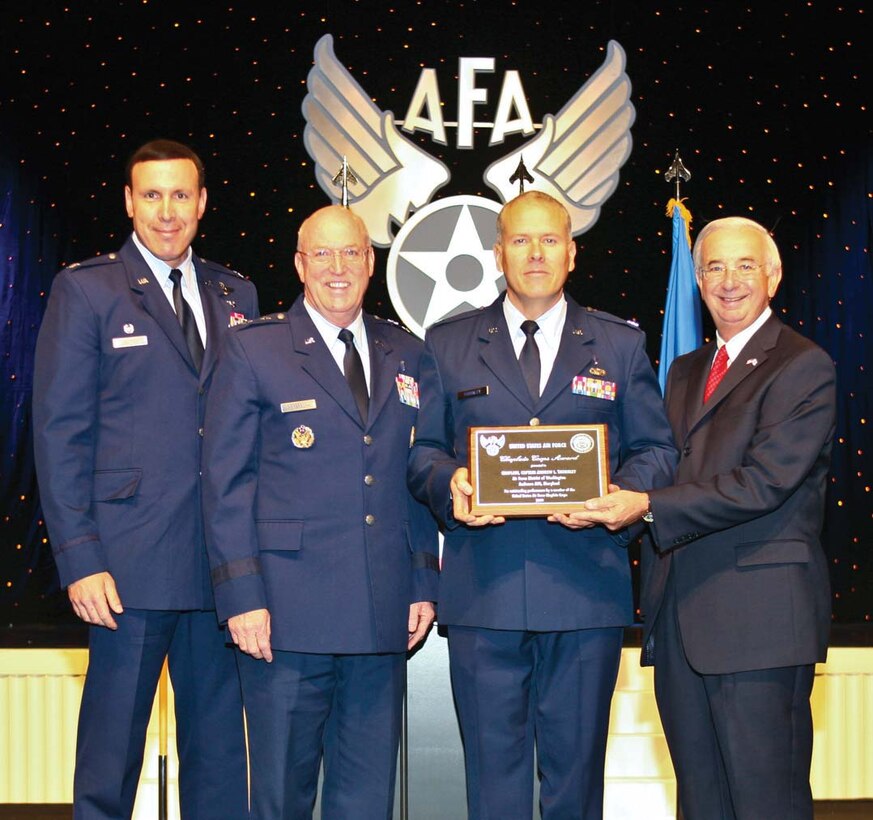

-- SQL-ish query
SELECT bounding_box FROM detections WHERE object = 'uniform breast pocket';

[572,395,614,419]
[93,468,142,501]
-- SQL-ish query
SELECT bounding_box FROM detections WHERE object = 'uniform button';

[363,435,373,445]
[364,474,375,486]
[198,427,204,437]
[199,387,206,396]
[683,446,692,456]
[365,514,375,525]
[529,417,540,426]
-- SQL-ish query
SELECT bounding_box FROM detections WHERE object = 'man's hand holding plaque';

[450,467,506,527]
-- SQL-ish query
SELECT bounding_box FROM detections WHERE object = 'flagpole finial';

[331,156,359,207]
[665,150,691,200]
[509,155,534,195]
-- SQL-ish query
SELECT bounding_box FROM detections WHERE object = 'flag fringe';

[665,198,693,248]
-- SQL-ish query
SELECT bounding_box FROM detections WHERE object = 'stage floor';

[2,801,873,819]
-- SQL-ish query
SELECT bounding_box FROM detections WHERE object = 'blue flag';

[658,201,702,394]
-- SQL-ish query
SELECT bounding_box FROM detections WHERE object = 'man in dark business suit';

[33,139,257,819]
[408,191,677,819]
[202,204,438,820]
[581,216,836,818]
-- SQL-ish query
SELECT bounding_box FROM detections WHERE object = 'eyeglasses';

[297,246,369,266]
[698,262,770,282]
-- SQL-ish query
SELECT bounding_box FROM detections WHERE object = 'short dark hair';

[125,139,205,189]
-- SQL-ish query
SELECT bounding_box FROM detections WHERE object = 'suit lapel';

[686,315,781,435]
[198,271,227,385]
[365,316,397,427]
[290,299,365,428]
[120,238,196,372]
[539,299,595,410]
[477,300,536,409]
[679,343,714,436]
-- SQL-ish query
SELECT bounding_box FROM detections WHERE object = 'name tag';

[572,375,617,401]
[281,399,317,413]
[112,336,148,348]
[458,386,489,400]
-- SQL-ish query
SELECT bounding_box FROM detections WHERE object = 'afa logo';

[301,34,634,338]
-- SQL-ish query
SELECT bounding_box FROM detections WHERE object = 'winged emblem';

[484,41,635,234]
[479,434,506,457]
[302,34,450,246]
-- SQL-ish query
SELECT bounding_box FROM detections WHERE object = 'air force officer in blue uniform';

[33,140,257,818]
[202,205,439,819]
[408,192,677,819]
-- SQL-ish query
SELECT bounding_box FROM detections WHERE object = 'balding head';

[294,205,374,328]
[297,205,371,252]
[496,191,571,244]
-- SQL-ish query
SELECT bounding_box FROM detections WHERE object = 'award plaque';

[468,424,609,516]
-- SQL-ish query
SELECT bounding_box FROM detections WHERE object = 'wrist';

[641,493,654,523]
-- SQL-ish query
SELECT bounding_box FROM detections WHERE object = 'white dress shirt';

[303,300,372,393]
[131,232,207,346]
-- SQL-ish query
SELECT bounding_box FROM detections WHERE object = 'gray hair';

[692,216,782,270]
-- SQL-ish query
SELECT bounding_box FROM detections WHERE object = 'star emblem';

[387,195,505,338]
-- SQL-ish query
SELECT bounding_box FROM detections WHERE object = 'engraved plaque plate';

[469,424,609,516]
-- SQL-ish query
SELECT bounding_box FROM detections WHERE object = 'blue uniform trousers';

[238,648,405,820]
[74,608,247,820]
[447,625,623,820]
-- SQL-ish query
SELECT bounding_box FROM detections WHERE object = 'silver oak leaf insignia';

[483,41,635,236]
[302,34,451,246]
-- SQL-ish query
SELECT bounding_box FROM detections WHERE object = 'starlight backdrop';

[1,1,870,635]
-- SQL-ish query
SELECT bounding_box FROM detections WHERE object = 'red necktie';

[703,345,729,403]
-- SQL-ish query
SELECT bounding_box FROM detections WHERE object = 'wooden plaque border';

[468,423,609,517]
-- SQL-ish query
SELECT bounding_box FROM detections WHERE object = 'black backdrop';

[1,1,870,640]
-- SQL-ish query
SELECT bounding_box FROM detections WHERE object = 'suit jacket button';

[682,446,691,456]
[363,435,373,445]
[529,417,540,426]
[364,474,375,486]
[365,514,375,525]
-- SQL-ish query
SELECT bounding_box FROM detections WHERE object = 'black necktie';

[338,328,368,424]
[169,268,204,371]
[519,319,541,402]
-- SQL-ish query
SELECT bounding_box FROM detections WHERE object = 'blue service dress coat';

[642,314,836,673]
[408,294,678,631]
[202,295,439,654]
[32,235,258,820]
[33,235,259,607]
